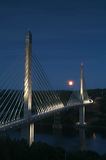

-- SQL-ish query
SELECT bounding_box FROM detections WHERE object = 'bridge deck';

[0,101,92,131]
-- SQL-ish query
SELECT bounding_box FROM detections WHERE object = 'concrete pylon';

[52,111,62,134]
[23,31,34,146]
[79,63,86,126]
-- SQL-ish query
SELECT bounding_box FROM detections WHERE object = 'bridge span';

[0,31,93,145]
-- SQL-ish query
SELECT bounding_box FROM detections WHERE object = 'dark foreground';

[0,137,106,160]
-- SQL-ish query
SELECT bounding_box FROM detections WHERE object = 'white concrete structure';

[79,63,86,126]
[23,31,34,146]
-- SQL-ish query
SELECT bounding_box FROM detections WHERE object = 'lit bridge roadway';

[0,99,93,132]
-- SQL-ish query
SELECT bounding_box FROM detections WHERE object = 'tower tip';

[25,30,32,42]
[81,62,84,66]
[26,30,32,36]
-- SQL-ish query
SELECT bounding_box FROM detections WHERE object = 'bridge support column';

[79,105,85,126]
[21,123,34,146]
[28,123,34,146]
[78,63,86,126]
[52,111,62,134]
[22,31,34,146]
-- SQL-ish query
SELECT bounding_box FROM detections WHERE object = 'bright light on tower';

[67,80,74,86]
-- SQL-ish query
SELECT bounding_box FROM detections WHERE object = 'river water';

[35,128,106,154]
[6,126,106,155]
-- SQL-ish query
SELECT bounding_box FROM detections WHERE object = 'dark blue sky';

[0,0,106,89]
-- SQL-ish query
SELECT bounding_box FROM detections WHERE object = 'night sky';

[0,0,106,89]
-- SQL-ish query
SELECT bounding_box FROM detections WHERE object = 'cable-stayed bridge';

[0,31,93,145]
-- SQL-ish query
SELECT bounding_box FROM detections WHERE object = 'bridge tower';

[79,63,86,126]
[23,31,34,146]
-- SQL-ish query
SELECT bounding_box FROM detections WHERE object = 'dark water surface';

[6,126,106,155]
[35,131,106,154]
